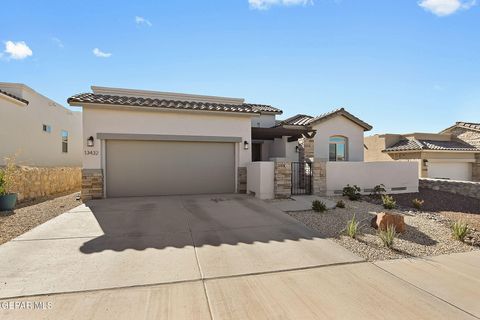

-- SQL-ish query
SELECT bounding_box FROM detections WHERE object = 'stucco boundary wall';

[420,178,480,200]
[326,161,419,196]
[3,166,81,202]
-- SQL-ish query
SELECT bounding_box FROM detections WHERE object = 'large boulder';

[371,212,406,233]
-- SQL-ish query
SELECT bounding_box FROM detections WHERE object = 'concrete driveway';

[1,195,478,319]
[0,194,360,298]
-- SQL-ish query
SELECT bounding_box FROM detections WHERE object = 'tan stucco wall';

[0,83,82,167]
[364,135,394,162]
[312,115,365,161]
[82,107,253,170]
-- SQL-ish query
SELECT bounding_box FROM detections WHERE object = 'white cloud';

[3,41,33,60]
[418,0,476,16]
[249,0,313,10]
[135,16,152,26]
[92,48,112,58]
[52,37,64,48]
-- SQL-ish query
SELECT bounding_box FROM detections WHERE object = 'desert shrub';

[382,195,396,209]
[452,221,469,242]
[312,200,327,212]
[336,200,345,208]
[342,185,361,201]
[379,224,396,248]
[370,184,386,198]
[346,214,359,238]
[0,156,20,195]
[412,198,424,210]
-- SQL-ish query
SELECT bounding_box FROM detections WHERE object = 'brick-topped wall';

[274,161,291,198]
[82,169,104,201]
[420,178,480,200]
[7,166,81,202]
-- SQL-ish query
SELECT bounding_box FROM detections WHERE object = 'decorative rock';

[371,212,406,233]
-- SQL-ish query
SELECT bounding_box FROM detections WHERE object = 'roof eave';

[68,101,260,117]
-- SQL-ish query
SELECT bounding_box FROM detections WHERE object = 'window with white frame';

[329,136,347,161]
[61,130,68,153]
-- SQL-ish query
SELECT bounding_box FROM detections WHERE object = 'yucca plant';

[312,200,327,213]
[379,224,396,248]
[412,198,424,210]
[346,214,359,239]
[382,195,396,210]
[452,221,469,242]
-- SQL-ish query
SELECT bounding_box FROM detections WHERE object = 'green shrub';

[0,170,6,196]
[346,214,359,238]
[382,195,396,209]
[370,184,386,198]
[336,200,345,208]
[379,224,396,248]
[342,185,361,201]
[452,221,469,242]
[312,200,327,212]
[412,198,424,210]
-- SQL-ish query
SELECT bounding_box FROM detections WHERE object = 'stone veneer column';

[298,138,315,162]
[274,161,292,198]
[473,154,480,182]
[237,167,247,193]
[81,169,104,201]
[312,160,327,196]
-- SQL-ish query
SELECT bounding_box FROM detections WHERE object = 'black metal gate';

[291,162,312,195]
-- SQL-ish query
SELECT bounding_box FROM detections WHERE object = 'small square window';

[42,124,51,133]
[61,130,68,153]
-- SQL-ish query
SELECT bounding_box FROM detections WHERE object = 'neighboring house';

[365,132,480,181]
[69,86,417,200]
[0,82,82,167]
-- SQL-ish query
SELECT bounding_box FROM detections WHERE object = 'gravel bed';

[287,197,479,261]
[391,188,480,214]
[0,192,81,244]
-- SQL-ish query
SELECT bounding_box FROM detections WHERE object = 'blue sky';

[1,0,478,134]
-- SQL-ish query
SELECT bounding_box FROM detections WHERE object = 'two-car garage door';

[106,140,235,197]
[427,162,472,181]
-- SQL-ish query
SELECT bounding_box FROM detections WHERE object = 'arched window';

[329,136,347,161]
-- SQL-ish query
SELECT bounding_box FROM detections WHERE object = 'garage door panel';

[106,140,235,197]
[427,162,472,181]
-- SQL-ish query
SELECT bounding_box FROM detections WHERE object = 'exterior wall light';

[87,136,94,147]
[244,141,249,150]
[295,146,300,153]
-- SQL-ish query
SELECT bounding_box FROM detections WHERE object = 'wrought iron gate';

[291,162,312,195]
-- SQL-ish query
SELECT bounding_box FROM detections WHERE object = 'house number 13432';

[84,150,99,156]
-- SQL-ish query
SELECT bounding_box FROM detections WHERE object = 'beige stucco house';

[0,82,82,167]
[69,86,418,200]
[365,130,480,181]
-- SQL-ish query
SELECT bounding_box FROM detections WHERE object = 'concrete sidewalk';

[2,252,479,319]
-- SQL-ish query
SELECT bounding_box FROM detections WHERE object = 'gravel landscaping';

[0,192,81,244]
[287,195,479,261]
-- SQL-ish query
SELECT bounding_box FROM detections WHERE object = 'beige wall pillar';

[274,161,291,198]
[81,169,104,201]
[312,160,327,196]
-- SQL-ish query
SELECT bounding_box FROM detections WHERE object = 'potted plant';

[0,156,20,212]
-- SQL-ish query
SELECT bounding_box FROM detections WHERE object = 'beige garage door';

[106,140,235,197]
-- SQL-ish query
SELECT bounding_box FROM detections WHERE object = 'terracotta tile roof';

[384,138,479,152]
[307,108,372,131]
[455,122,480,132]
[67,93,282,115]
[0,89,29,105]
[279,114,314,126]
[279,108,372,131]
